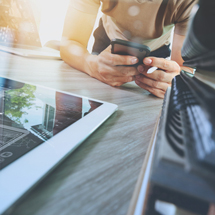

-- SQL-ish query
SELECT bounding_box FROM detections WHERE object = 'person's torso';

[101,0,185,51]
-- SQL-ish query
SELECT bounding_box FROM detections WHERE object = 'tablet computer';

[0,76,118,214]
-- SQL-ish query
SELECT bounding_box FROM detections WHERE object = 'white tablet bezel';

[0,77,118,214]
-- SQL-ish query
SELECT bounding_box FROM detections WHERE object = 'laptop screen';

[0,77,102,170]
[0,0,41,47]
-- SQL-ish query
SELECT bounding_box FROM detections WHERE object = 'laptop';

[0,0,61,59]
[0,76,118,214]
[129,71,215,215]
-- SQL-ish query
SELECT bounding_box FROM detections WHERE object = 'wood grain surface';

[0,51,163,215]
[127,116,161,215]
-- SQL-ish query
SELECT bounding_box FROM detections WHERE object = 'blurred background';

[0,0,102,52]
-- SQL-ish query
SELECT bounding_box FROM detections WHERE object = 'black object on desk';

[143,71,215,215]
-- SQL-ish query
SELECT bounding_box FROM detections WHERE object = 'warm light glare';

[128,5,140,16]
[33,0,102,52]
[35,0,70,46]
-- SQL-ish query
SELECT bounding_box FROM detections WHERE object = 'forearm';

[171,33,195,74]
[60,1,99,76]
[60,40,97,76]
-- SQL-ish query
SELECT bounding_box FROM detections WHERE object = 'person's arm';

[134,0,197,98]
[171,33,194,74]
[60,3,98,75]
[134,32,184,98]
[60,2,139,87]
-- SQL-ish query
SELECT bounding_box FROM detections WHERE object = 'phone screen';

[111,39,150,65]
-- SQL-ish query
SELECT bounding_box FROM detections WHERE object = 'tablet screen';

[0,77,102,169]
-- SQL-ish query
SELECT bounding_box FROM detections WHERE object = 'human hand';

[88,45,140,87]
[135,57,181,98]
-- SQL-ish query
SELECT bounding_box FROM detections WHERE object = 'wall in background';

[37,0,102,52]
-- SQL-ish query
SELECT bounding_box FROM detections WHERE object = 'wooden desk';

[0,51,163,215]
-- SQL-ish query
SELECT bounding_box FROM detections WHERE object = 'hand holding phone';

[111,39,151,66]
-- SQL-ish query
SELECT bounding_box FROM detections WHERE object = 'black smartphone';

[111,38,151,65]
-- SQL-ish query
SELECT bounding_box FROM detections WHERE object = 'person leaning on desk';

[60,0,197,98]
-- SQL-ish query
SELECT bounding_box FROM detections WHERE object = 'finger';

[99,78,125,87]
[117,66,139,76]
[208,204,215,215]
[97,73,128,87]
[142,69,175,83]
[104,74,134,83]
[99,64,139,78]
[143,57,180,73]
[137,64,149,74]
[112,54,139,66]
[135,80,165,98]
[96,71,127,87]
[101,52,139,66]
[107,82,125,87]
[136,75,171,91]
